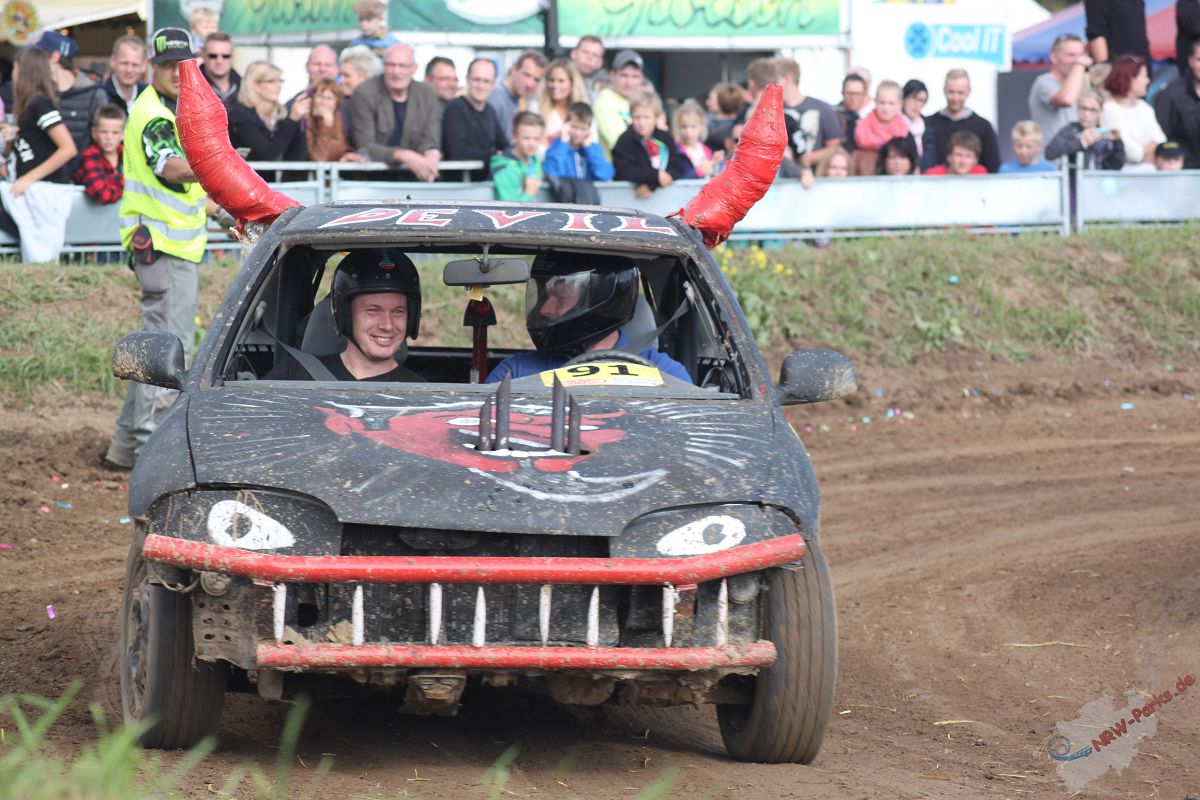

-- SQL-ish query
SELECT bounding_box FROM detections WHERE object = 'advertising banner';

[153,0,840,41]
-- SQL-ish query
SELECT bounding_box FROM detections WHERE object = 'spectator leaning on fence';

[1153,39,1200,169]
[836,73,869,152]
[1000,121,1056,173]
[922,69,1000,173]
[777,57,841,170]
[924,131,986,176]
[338,45,381,98]
[199,32,240,102]
[425,56,458,105]
[1045,88,1126,170]
[228,61,309,164]
[1084,0,1150,63]
[1029,34,1093,144]
[350,0,400,58]
[442,58,508,179]
[73,104,126,204]
[104,35,149,115]
[1102,54,1165,171]
[612,92,695,198]
[305,78,361,163]
[0,47,78,263]
[544,102,613,181]
[347,43,443,182]
[902,80,928,158]
[877,135,919,175]
[593,49,646,157]
[488,51,547,142]
[491,111,544,202]
[107,28,210,470]
[571,35,607,102]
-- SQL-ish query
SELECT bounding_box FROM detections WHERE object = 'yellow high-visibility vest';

[119,86,207,263]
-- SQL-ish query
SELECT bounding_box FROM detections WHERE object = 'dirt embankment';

[2,356,1197,799]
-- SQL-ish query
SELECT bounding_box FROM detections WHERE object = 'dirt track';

[1,359,1198,799]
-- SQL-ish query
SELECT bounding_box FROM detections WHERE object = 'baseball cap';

[1155,141,1183,159]
[150,27,194,64]
[33,31,80,60]
[612,49,643,72]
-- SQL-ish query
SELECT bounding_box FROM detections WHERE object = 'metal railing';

[5,159,1198,257]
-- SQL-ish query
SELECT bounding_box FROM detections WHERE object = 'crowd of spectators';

[4,0,1200,258]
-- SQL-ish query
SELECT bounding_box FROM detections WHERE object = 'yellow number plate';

[539,362,664,387]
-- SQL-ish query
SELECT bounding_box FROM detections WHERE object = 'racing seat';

[299,295,345,356]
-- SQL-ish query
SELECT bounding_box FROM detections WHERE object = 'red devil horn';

[176,59,301,234]
[674,84,786,249]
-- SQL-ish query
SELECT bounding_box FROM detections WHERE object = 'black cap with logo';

[150,27,194,64]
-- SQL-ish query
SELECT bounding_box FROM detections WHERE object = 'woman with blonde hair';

[537,58,590,151]
[816,146,853,178]
[228,60,309,163]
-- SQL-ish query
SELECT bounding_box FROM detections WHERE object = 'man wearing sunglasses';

[199,32,241,102]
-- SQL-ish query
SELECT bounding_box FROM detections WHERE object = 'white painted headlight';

[207,500,296,550]
[655,515,747,556]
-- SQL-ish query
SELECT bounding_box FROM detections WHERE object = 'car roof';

[278,201,696,253]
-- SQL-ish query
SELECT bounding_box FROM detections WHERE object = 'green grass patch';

[2,228,1197,403]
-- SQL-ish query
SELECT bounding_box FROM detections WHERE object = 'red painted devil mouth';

[319,406,626,473]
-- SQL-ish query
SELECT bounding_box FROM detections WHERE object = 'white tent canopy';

[36,0,145,33]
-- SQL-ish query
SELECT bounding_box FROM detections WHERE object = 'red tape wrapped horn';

[675,84,786,249]
[176,59,300,235]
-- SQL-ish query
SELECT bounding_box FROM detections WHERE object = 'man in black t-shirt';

[265,249,426,383]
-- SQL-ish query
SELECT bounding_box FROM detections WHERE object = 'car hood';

[188,387,782,537]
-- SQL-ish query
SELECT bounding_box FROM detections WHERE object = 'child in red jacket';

[72,104,125,204]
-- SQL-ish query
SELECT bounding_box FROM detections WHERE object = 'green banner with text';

[154,0,839,39]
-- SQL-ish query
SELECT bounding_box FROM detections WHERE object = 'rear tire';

[120,531,227,749]
[717,537,837,763]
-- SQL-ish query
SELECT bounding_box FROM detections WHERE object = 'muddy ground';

[1,357,1197,799]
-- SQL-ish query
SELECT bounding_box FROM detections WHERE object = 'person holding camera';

[1044,89,1125,170]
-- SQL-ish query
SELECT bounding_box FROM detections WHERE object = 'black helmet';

[331,248,421,341]
[526,252,638,354]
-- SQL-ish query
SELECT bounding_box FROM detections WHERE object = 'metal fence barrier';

[2,158,1196,257]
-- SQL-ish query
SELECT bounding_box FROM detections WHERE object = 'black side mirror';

[443,256,530,286]
[777,349,857,406]
[112,331,186,390]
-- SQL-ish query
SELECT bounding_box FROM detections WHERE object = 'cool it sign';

[904,22,1006,67]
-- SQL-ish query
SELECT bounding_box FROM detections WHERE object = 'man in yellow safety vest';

[106,27,208,469]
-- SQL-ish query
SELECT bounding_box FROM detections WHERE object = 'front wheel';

[120,531,228,749]
[717,537,837,763]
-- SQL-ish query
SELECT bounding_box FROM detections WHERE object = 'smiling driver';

[266,249,426,381]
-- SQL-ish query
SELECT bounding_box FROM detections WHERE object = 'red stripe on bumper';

[256,642,777,670]
[142,533,805,585]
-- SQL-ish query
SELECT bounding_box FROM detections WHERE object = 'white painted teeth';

[662,585,676,648]
[273,583,286,641]
[429,582,442,645]
[586,586,600,648]
[539,584,553,646]
[352,584,364,646]
[716,578,729,648]
[473,586,487,647]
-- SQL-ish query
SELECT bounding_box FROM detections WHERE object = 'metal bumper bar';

[141,533,806,585]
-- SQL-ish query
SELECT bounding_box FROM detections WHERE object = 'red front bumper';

[143,532,805,671]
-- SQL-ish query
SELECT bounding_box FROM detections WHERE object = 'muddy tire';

[119,532,227,749]
[717,537,837,763]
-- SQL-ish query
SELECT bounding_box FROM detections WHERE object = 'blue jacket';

[543,138,615,181]
[487,330,692,384]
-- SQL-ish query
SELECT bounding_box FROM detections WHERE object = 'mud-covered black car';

[116,200,855,764]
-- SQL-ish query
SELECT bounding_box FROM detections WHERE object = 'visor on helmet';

[524,255,638,354]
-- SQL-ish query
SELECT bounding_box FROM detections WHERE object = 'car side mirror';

[443,256,530,286]
[776,349,857,406]
[112,331,186,390]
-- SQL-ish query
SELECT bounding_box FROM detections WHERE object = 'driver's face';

[539,278,582,321]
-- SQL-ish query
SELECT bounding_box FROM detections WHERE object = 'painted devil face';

[319,403,625,474]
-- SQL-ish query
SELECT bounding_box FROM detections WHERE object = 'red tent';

[1013,0,1178,64]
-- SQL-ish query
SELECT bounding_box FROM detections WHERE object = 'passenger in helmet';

[264,248,426,381]
[487,252,691,383]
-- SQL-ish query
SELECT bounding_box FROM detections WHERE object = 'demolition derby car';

[115,200,855,764]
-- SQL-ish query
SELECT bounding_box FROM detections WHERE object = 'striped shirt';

[15,95,69,182]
